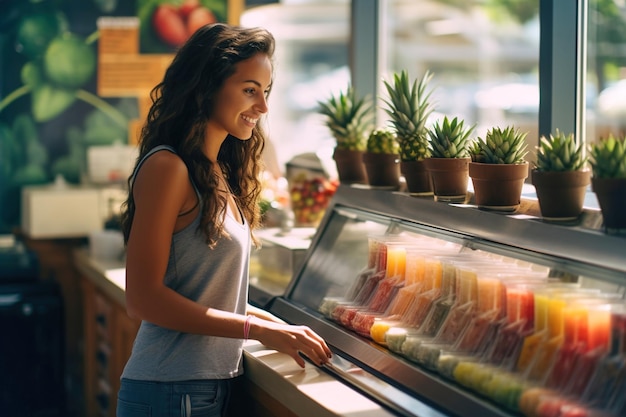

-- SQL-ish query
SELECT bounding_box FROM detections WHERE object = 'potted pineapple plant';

[318,85,374,184]
[362,127,401,189]
[588,134,626,231]
[424,116,474,203]
[469,126,529,211]
[382,70,434,195]
[531,130,590,221]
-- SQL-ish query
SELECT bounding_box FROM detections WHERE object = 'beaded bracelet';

[243,315,253,340]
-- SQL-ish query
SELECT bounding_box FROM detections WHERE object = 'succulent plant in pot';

[382,70,434,195]
[588,134,626,231]
[362,127,401,189]
[318,85,374,184]
[531,130,590,221]
[424,116,475,203]
[469,126,529,211]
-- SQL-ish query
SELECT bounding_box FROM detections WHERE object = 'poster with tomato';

[138,0,227,53]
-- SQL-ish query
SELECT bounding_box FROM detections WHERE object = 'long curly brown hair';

[120,23,275,248]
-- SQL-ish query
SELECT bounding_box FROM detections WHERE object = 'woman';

[117,23,332,417]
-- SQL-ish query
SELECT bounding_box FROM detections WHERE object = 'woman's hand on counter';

[248,318,332,368]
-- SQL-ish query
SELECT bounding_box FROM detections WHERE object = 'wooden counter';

[74,249,394,417]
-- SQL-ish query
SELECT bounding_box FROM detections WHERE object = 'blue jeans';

[117,378,232,417]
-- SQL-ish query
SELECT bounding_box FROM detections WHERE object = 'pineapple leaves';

[427,116,474,158]
[589,134,626,179]
[473,126,529,164]
[318,85,374,151]
[534,130,587,172]
[382,70,435,161]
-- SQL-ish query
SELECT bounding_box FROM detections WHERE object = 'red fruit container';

[289,176,338,227]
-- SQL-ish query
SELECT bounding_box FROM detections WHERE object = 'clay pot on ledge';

[400,160,432,196]
[591,176,626,231]
[362,152,401,189]
[469,162,529,211]
[531,169,591,221]
[332,148,368,185]
[424,157,470,203]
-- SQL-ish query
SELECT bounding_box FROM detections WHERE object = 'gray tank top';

[121,145,250,381]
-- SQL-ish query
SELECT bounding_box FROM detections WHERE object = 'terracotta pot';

[531,169,591,221]
[362,152,401,189]
[424,157,470,203]
[591,177,626,231]
[469,162,529,211]
[400,160,432,196]
[332,148,368,185]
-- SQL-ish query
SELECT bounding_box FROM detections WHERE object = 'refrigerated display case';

[267,185,626,417]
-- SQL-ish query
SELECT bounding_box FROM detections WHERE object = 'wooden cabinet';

[81,275,139,417]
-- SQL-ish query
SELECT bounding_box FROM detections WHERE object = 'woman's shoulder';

[135,147,189,184]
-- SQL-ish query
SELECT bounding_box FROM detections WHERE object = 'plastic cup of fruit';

[385,327,413,353]
[437,351,472,380]
[482,370,528,411]
[453,361,495,392]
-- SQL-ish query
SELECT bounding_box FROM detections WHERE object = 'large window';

[243,0,624,179]
[380,0,540,151]
[586,0,626,144]
[243,0,542,173]
[241,1,350,175]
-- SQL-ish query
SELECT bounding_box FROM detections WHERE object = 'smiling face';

[207,52,273,142]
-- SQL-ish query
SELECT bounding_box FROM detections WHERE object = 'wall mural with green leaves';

[0,0,228,233]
